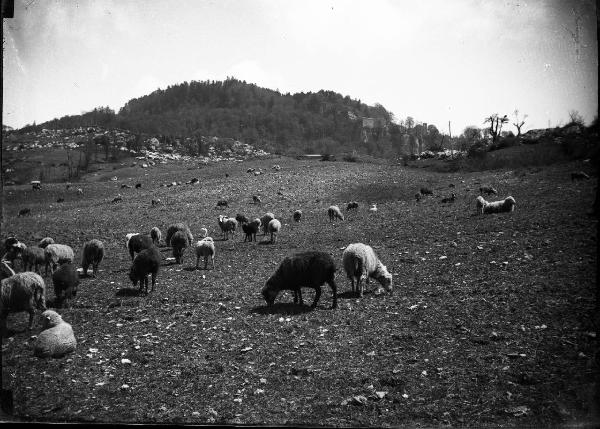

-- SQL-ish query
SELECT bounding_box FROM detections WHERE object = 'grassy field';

[1,156,598,426]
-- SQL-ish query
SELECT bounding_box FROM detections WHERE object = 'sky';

[2,0,598,134]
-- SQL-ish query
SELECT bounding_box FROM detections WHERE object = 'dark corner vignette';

[1,0,14,18]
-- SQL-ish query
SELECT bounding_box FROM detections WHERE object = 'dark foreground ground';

[1,157,598,426]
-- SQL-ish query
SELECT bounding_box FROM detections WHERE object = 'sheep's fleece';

[33,310,77,358]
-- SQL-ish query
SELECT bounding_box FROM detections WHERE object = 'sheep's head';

[262,279,278,306]
[40,310,63,329]
[374,263,393,294]
[504,196,516,211]
[128,267,139,286]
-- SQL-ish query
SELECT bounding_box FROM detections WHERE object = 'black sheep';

[242,222,259,242]
[52,263,80,308]
[127,234,154,260]
[129,247,161,295]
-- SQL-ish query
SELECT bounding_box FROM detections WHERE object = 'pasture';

[1,157,597,426]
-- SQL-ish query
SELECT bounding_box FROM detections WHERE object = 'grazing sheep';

[195,238,215,270]
[479,186,498,196]
[81,239,104,277]
[56,198,65,203]
[199,228,208,239]
[18,208,31,217]
[327,205,344,221]
[127,234,154,261]
[33,310,77,358]
[420,187,433,195]
[481,196,516,214]
[1,261,16,280]
[236,213,249,225]
[266,219,281,244]
[151,199,162,206]
[216,199,229,208]
[112,195,122,203]
[368,204,378,212]
[171,230,189,264]
[190,178,199,184]
[135,183,142,189]
[262,251,338,309]
[293,210,302,222]
[242,220,260,242]
[346,201,359,211]
[44,244,75,276]
[441,193,456,203]
[77,188,83,196]
[129,247,161,295]
[218,215,237,240]
[18,245,46,274]
[415,193,422,202]
[1,272,47,335]
[571,171,590,181]
[253,195,262,204]
[260,212,275,235]
[38,237,54,249]
[150,227,162,246]
[52,263,80,308]
[342,243,393,297]
[165,223,194,247]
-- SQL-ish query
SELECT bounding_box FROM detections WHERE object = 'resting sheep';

[1,272,47,335]
[327,205,344,221]
[127,234,154,261]
[33,310,77,358]
[479,186,498,196]
[129,247,161,295]
[267,219,281,244]
[150,227,162,246]
[52,263,79,308]
[44,244,74,276]
[420,187,433,196]
[165,223,194,247]
[293,210,302,222]
[81,239,104,277]
[260,213,275,235]
[571,171,590,181]
[262,251,338,309]
[342,243,393,297]
[479,196,516,215]
[441,193,456,203]
[195,238,215,270]
[18,208,31,217]
[151,199,162,206]
[170,230,189,264]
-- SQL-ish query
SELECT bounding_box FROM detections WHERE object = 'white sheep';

[199,227,208,239]
[480,196,516,214]
[38,237,55,249]
[44,244,74,276]
[368,203,378,212]
[327,205,344,221]
[33,310,77,358]
[150,226,162,246]
[475,196,486,215]
[218,215,237,240]
[342,243,393,297]
[267,218,281,243]
[195,238,215,270]
[1,272,47,335]
[81,239,105,277]
[260,212,274,235]
[77,188,83,196]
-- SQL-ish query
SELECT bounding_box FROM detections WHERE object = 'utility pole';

[448,121,452,159]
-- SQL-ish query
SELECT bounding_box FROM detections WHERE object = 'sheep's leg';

[27,309,35,330]
[311,286,321,308]
[196,256,200,270]
[293,290,299,304]
[328,280,338,309]
[350,277,355,294]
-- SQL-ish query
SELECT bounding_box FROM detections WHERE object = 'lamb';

[236,213,249,225]
[346,201,359,211]
[267,219,281,244]
[571,171,590,181]
[262,251,338,309]
[170,230,189,264]
[253,195,262,204]
[479,186,498,196]
[195,238,215,270]
[44,244,75,276]
[33,310,77,358]
[480,196,516,214]
[260,212,275,235]
[327,205,344,221]
[150,227,162,246]
[441,193,456,203]
[218,215,237,240]
[216,199,229,208]
[342,243,393,297]
[52,263,79,308]
[293,210,302,222]
[38,237,54,248]
[242,219,260,242]
[18,208,31,217]
[81,239,104,277]
[129,247,161,295]
[420,187,433,195]
[127,234,154,261]
[165,223,194,247]
[1,272,47,335]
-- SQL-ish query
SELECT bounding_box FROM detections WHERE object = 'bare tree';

[512,110,528,137]
[568,109,585,126]
[484,114,508,144]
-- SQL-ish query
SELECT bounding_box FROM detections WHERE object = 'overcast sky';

[3,0,598,134]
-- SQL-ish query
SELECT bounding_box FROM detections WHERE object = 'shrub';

[467,140,489,159]
[343,151,358,162]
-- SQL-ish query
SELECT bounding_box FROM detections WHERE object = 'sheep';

[127,234,154,260]
[216,199,229,208]
[420,187,433,195]
[125,232,138,248]
[199,227,208,239]
[195,238,215,270]
[571,171,590,181]
[151,198,162,206]
[236,213,249,225]
[121,184,132,189]
[479,186,498,196]
[3,242,26,271]
[415,193,422,202]
[52,263,80,308]
[368,204,378,212]
[77,188,83,196]
[260,212,275,235]
[38,237,54,249]
[261,251,338,309]
[190,178,199,184]
[3,237,19,255]
[170,230,189,264]
[165,223,194,247]
[81,239,104,277]
[267,219,281,244]
[150,227,162,246]
[293,210,302,222]
[327,205,344,221]
[342,243,393,297]
[112,195,122,203]
[129,247,161,295]
[480,196,516,215]
[242,220,260,242]
[1,272,47,335]
[253,195,262,204]
[44,244,74,276]
[135,183,142,189]
[17,245,46,274]
[218,215,237,240]
[18,208,31,217]
[33,310,77,358]
[441,193,456,203]
[475,196,486,215]
[346,201,359,211]
[0,261,15,281]
[56,198,65,203]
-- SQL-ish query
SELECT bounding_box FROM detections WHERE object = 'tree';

[568,109,584,126]
[484,114,508,144]
[404,116,415,130]
[512,109,528,137]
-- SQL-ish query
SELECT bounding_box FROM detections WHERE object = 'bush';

[343,151,358,162]
[467,140,489,159]
[489,136,520,151]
